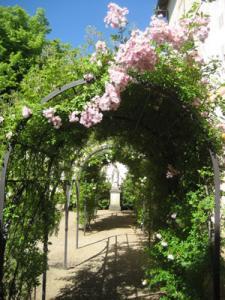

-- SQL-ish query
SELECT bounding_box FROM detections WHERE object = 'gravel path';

[35,210,157,300]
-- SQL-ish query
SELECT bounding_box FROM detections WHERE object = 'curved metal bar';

[41,79,86,104]
[78,144,112,174]
[209,150,221,300]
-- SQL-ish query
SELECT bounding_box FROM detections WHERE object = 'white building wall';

[167,0,192,25]
[166,0,225,73]
[164,0,225,214]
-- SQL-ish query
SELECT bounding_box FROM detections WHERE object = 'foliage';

[146,184,214,299]
[0,5,50,104]
[78,150,111,226]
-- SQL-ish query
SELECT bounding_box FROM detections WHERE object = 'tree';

[0,6,50,104]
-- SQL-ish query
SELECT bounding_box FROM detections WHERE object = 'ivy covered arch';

[0,2,224,299]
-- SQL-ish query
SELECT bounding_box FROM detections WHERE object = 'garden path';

[35,210,159,300]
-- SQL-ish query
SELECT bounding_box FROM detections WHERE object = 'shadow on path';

[54,239,152,300]
[86,212,136,233]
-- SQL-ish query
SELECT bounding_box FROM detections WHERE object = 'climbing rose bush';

[80,96,103,128]
[0,2,214,137]
[104,2,129,28]
[71,3,210,129]
[10,2,210,131]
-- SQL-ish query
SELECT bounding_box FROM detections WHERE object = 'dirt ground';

[35,210,158,300]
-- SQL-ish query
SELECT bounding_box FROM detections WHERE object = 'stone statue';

[109,164,121,211]
[111,165,120,190]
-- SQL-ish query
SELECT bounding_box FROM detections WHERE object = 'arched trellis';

[73,143,113,243]
[0,78,221,300]
[62,142,114,271]
[0,78,91,300]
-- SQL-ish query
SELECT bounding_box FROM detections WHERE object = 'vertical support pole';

[0,147,12,221]
[0,145,12,300]
[42,232,48,300]
[75,180,80,249]
[84,197,87,235]
[209,150,221,300]
[64,183,71,269]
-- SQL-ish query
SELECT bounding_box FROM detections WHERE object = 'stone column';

[109,187,121,211]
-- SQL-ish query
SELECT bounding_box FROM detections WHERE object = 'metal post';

[75,180,80,249]
[64,183,71,269]
[0,145,12,299]
[209,150,221,300]
[0,146,12,221]
[42,233,48,300]
[84,197,87,235]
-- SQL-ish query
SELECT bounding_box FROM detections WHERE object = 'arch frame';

[0,79,221,300]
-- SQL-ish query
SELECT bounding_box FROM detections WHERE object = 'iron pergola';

[0,77,222,300]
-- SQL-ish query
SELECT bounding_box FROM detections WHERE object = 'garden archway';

[0,74,221,300]
[0,3,223,298]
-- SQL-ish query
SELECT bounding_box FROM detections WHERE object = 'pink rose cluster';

[149,15,187,49]
[83,73,95,82]
[42,4,211,130]
[149,14,210,50]
[95,41,108,54]
[22,106,32,118]
[108,66,131,91]
[72,67,132,128]
[104,2,129,28]
[115,29,158,72]
[69,111,79,123]
[43,108,62,129]
[80,96,103,128]
[179,15,210,43]
[90,41,108,65]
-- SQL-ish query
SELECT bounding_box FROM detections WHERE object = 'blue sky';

[0,0,158,48]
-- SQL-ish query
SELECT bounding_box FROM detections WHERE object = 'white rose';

[220,182,225,192]
[168,254,174,260]
[161,241,168,247]
[6,131,13,140]
[171,213,177,219]
[156,233,162,239]
[142,279,148,286]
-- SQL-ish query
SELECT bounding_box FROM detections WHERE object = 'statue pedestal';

[109,188,121,211]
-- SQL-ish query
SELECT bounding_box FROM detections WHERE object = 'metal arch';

[41,79,87,103]
[0,74,222,300]
[73,144,113,248]
[0,77,91,300]
[78,144,113,174]
[209,150,221,300]
[0,78,91,224]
